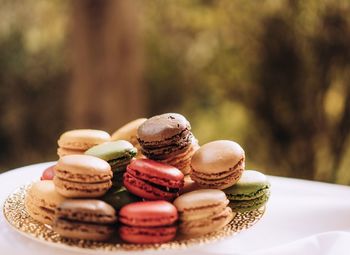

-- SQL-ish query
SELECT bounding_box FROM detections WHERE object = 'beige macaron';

[54,154,113,198]
[190,140,245,189]
[25,180,66,225]
[57,129,110,157]
[173,189,234,236]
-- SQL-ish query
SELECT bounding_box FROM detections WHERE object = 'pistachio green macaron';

[85,140,137,173]
[223,170,270,212]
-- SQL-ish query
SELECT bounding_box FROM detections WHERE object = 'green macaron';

[223,170,270,212]
[101,186,141,210]
[85,140,137,173]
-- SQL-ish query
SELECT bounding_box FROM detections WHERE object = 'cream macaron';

[190,140,245,189]
[54,154,113,198]
[57,129,110,157]
[173,189,234,236]
[25,180,66,225]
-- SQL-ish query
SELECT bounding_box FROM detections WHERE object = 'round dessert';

[111,118,147,158]
[85,140,137,187]
[40,164,56,180]
[54,199,117,241]
[119,201,178,244]
[57,129,110,157]
[25,180,65,225]
[173,189,234,237]
[223,170,270,212]
[137,113,199,175]
[123,159,184,201]
[53,154,113,198]
[101,186,141,210]
[190,140,245,189]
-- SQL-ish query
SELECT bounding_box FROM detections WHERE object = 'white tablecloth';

[1,162,350,255]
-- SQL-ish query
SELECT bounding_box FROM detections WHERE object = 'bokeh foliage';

[1,0,350,184]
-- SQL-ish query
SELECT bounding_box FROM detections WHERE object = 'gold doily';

[3,185,265,252]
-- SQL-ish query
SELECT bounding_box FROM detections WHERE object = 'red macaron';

[123,159,184,200]
[119,201,178,244]
[40,164,56,180]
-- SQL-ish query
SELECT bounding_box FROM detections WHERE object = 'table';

[1,162,350,255]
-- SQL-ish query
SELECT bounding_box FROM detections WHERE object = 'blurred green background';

[1,0,350,184]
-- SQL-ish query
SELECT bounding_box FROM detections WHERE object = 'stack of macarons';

[25,112,270,244]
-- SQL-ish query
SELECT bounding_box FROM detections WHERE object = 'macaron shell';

[55,155,112,183]
[229,190,270,212]
[191,140,245,174]
[127,159,184,188]
[58,129,110,150]
[223,170,270,199]
[137,113,190,142]
[173,189,228,212]
[191,164,244,190]
[179,207,234,237]
[85,140,137,162]
[54,176,112,198]
[54,219,114,241]
[111,118,147,142]
[119,225,177,244]
[119,201,178,227]
[56,199,117,224]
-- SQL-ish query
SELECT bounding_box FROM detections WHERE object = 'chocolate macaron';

[54,199,117,241]
[54,155,113,198]
[190,140,245,189]
[123,159,184,201]
[137,113,199,175]
[119,201,178,244]
[57,129,110,157]
[174,189,234,237]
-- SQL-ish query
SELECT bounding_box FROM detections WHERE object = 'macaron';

[173,189,234,237]
[119,201,178,244]
[101,186,141,210]
[85,140,137,173]
[25,180,65,225]
[40,164,56,180]
[111,118,147,157]
[57,129,110,157]
[190,140,245,189]
[123,159,184,200]
[223,170,270,212]
[137,113,199,175]
[54,199,117,241]
[53,154,113,198]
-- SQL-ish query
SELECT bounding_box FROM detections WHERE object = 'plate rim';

[3,184,266,253]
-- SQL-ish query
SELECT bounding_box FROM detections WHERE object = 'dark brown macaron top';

[137,113,190,143]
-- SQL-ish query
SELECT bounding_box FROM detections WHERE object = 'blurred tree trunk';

[67,0,145,132]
